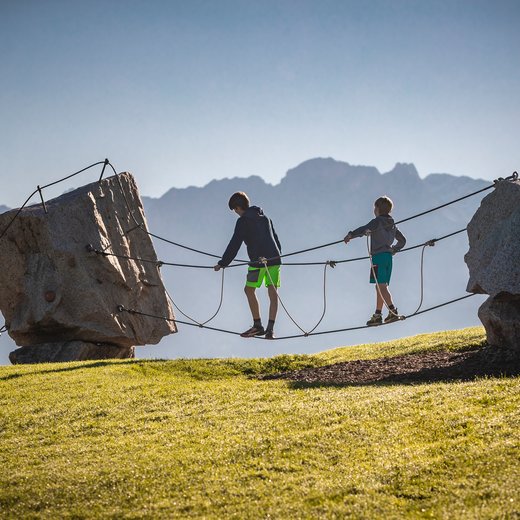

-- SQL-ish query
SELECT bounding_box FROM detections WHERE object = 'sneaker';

[384,309,400,324]
[240,325,265,338]
[264,329,275,340]
[366,313,383,326]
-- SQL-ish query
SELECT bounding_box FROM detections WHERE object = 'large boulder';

[0,172,176,363]
[465,178,520,351]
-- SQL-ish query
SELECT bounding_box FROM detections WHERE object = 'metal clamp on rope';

[117,305,126,313]
[86,244,109,256]
[258,256,268,265]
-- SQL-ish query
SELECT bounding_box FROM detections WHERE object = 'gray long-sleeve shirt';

[349,215,406,255]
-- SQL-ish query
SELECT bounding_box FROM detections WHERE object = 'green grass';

[0,327,519,519]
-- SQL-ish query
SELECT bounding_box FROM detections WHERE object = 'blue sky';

[1,0,519,206]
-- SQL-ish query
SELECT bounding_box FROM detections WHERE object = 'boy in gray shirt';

[344,196,406,326]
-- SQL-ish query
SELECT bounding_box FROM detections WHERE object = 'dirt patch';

[261,346,520,386]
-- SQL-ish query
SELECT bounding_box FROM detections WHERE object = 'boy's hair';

[374,196,393,215]
[228,192,250,211]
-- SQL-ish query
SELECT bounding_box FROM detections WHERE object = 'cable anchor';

[99,158,109,183]
[37,185,48,214]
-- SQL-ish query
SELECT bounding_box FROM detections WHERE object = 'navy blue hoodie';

[218,206,282,267]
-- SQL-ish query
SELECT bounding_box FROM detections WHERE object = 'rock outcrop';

[0,172,176,363]
[465,177,520,352]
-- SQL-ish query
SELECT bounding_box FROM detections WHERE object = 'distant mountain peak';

[385,163,420,180]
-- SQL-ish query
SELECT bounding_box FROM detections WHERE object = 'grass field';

[1,327,519,519]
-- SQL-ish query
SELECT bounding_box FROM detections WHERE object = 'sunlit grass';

[0,326,518,518]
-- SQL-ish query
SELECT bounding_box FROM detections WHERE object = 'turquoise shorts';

[246,265,281,288]
[369,252,393,285]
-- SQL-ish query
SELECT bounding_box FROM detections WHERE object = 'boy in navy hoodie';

[344,196,406,326]
[214,192,282,339]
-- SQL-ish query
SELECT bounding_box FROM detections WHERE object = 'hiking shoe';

[264,329,275,340]
[366,313,383,326]
[384,309,400,324]
[240,325,265,338]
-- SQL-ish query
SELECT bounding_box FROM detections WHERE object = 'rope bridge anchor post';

[98,159,109,183]
[37,185,48,214]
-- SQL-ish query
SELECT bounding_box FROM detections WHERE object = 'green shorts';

[246,265,281,288]
[369,252,393,285]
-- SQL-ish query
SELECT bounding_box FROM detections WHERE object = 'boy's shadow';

[263,345,520,388]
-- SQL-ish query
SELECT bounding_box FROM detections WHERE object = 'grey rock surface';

[9,342,135,364]
[0,172,176,363]
[465,178,520,350]
[478,297,520,350]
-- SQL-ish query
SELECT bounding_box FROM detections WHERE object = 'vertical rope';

[164,268,226,327]
[260,259,333,336]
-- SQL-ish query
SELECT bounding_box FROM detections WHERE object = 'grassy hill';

[1,327,519,519]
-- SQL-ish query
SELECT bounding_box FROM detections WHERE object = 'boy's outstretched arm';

[214,220,245,270]
[344,218,379,244]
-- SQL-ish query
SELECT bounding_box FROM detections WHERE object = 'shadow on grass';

[0,358,165,381]
[262,346,520,388]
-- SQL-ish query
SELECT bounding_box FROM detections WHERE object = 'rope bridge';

[0,160,517,341]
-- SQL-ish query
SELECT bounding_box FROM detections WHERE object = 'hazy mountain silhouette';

[0,158,489,364]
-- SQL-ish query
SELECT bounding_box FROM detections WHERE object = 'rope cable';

[117,292,477,341]
[88,226,468,269]
[163,268,226,327]
[0,160,106,241]
[409,243,429,316]
[260,259,333,336]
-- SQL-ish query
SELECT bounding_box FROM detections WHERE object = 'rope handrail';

[117,293,477,341]
[86,226,468,269]
[1,159,516,265]
[0,160,107,241]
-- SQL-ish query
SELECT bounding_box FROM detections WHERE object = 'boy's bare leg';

[244,286,261,321]
[267,285,278,321]
[376,284,394,311]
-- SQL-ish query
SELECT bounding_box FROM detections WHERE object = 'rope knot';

[156,261,164,268]
[326,260,337,268]
[426,239,436,247]
[304,332,310,337]
[116,305,125,313]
